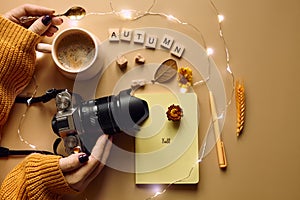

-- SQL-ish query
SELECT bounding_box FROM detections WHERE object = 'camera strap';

[0,88,78,157]
[15,88,66,105]
[0,138,63,157]
[0,146,54,157]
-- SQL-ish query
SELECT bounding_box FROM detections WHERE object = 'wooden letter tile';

[133,30,145,44]
[109,28,120,42]
[145,34,158,49]
[171,42,185,58]
[160,34,174,49]
[120,28,133,42]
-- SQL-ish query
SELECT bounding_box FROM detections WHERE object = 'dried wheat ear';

[235,80,245,136]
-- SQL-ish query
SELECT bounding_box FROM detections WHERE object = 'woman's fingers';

[63,156,100,191]
[91,134,110,161]
[4,4,54,24]
[97,136,112,166]
[28,15,51,35]
[50,16,63,26]
[4,4,63,36]
[43,25,59,37]
[59,153,88,173]
[28,15,63,36]
[60,134,112,192]
[68,135,111,180]
[21,4,55,16]
[84,137,113,182]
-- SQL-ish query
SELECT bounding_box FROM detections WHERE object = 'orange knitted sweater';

[0,16,38,132]
[0,16,75,199]
[0,154,75,199]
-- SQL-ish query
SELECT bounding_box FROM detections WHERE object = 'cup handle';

[36,43,52,53]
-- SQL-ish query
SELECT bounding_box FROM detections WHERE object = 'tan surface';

[1,0,300,199]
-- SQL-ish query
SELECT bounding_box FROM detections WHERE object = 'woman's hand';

[59,135,113,192]
[4,4,63,36]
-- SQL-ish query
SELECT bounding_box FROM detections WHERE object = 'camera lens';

[79,89,149,135]
[111,89,149,135]
[79,96,120,135]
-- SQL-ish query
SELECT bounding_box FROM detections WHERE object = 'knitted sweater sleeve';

[0,15,39,133]
[0,154,77,200]
[0,16,77,199]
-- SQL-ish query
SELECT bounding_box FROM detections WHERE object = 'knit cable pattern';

[0,154,76,200]
[0,16,39,130]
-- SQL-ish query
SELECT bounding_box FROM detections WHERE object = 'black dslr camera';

[51,89,149,155]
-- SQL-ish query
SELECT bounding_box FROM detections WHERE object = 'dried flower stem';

[235,79,245,136]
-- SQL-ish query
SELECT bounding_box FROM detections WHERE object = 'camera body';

[52,89,149,155]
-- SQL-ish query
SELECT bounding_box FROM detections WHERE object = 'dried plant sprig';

[235,79,245,136]
[178,67,193,88]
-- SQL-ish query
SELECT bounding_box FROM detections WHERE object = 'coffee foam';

[57,32,95,71]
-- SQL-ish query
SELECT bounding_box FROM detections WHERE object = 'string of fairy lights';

[94,0,235,199]
[16,0,236,199]
[87,0,236,199]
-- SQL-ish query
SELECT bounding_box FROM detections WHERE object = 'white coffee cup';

[37,28,102,80]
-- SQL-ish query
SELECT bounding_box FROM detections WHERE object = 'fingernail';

[51,25,59,31]
[42,15,52,26]
[78,154,89,163]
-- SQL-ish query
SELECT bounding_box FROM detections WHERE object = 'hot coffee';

[56,32,96,71]
[35,28,101,80]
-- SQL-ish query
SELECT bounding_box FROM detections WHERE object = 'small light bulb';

[218,14,224,23]
[119,9,134,20]
[151,186,162,197]
[154,191,163,197]
[36,51,44,59]
[207,47,214,56]
[226,65,233,74]
[68,19,79,27]
[180,87,188,93]
[29,144,37,149]
[167,14,176,21]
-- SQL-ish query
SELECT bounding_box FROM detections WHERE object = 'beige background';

[1,0,300,199]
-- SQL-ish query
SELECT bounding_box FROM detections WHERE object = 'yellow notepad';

[135,92,199,184]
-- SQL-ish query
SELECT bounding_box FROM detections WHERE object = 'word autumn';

[109,28,185,58]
